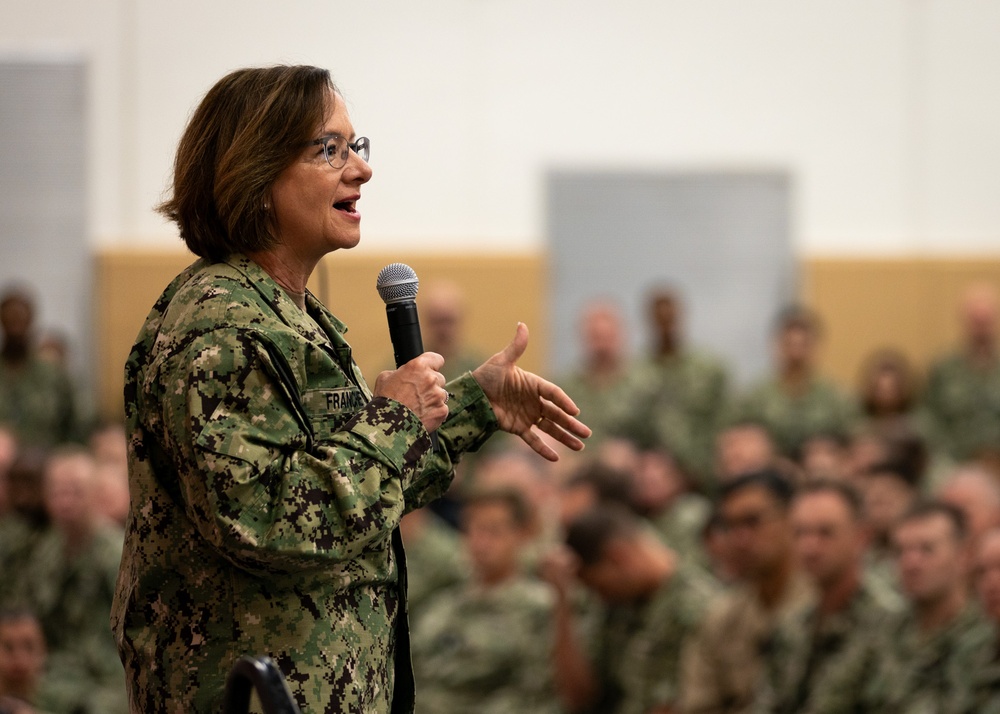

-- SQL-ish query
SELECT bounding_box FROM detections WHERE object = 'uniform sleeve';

[154,328,494,576]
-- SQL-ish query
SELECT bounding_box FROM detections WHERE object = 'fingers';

[519,426,561,462]
[499,322,530,366]
[535,414,588,452]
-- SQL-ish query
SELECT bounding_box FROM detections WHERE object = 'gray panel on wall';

[547,171,796,387]
[0,56,90,395]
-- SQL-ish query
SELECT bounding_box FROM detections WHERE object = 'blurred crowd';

[401,281,1000,714]
[3,277,1000,713]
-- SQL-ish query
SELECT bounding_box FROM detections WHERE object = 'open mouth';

[333,199,358,214]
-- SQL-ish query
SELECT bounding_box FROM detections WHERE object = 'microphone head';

[376,263,419,304]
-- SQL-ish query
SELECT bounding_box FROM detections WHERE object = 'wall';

[95,250,1000,420]
[1,1,998,256]
[94,250,546,419]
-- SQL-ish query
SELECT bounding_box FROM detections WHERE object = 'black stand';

[223,656,302,714]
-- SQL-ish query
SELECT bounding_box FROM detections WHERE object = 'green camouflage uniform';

[757,576,904,714]
[922,353,1000,461]
[557,366,638,450]
[608,352,728,493]
[727,377,856,459]
[0,357,79,447]
[813,603,996,714]
[24,525,127,714]
[400,511,468,620]
[972,639,1000,714]
[680,571,815,714]
[647,493,713,571]
[111,256,499,714]
[410,576,559,714]
[618,352,729,490]
[593,562,717,714]
[0,514,48,608]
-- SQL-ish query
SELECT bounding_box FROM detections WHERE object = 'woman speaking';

[110,65,589,713]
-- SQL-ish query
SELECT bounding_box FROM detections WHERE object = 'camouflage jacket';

[814,602,997,714]
[111,256,498,714]
[0,355,79,447]
[758,576,904,714]
[727,376,857,459]
[410,576,559,714]
[616,352,730,487]
[922,352,1000,461]
[595,562,717,714]
[680,571,815,714]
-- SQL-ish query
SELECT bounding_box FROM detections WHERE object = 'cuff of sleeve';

[344,396,432,475]
[440,372,500,454]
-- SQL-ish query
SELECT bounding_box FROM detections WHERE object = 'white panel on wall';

[547,170,795,386]
[0,55,90,397]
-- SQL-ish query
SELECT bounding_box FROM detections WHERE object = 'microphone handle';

[386,301,440,451]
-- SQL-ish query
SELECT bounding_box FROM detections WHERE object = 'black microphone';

[376,263,439,450]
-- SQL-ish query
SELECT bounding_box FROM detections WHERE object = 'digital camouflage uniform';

[813,602,996,714]
[922,353,1000,461]
[410,576,559,714]
[648,492,713,571]
[0,356,79,447]
[557,366,638,450]
[757,576,904,714]
[399,511,467,621]
[111,256,499,714]
[726,377,857,459]
[680,571,815,714]
[593,562,717,714]
[24,525,127,714]
[0,514,48,608]
[972,639,1000,714]
[617,353,729,490]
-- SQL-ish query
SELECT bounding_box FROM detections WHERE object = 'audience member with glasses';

[110,65,589,713]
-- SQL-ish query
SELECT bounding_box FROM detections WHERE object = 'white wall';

[1,0,998,255]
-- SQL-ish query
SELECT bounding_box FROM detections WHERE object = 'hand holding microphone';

[373,264,448,444]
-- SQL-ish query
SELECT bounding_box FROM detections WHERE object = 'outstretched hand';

[471,322,591,461]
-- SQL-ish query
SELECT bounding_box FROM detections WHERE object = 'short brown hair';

[158,65,336,261]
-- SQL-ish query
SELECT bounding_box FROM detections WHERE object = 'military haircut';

[896,500,968,542]
[0,606,41,630]
[0,285,34,315]
[773,303,823,338]
[158,65,337,262]
[565,504,641,567]
[718,468,795,511]
[462,487,533,529]
[794,478,864,521]
[564,460,634,508]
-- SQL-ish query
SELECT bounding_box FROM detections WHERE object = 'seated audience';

[21,447,126,714]
[411,489,559,714]
[399,507,468,620]
[619,288,730,491]
[856,347,922,434]
[714,421,779,484]
[0,288,80,448]
[680,470,813,714]
[543,504,715,714]
[558,300,637,449]
[761,480,903,713]
[923,282,1000,465]
[973,528,1000,712]
[0,451,49,610]
[88,421,130,527]
[728,305,856,461]
[0,609,57,714]
[936,463,1000,553]
[818,502,995,711]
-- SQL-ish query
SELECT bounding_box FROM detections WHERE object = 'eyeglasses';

[309,134,371,169]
